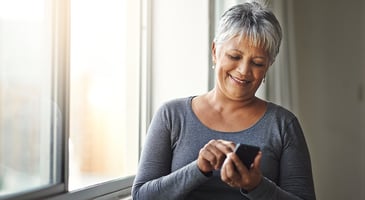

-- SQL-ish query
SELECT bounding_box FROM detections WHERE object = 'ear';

[211,42,217,64]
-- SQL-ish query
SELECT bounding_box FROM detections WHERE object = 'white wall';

[151,0,210,112]
[292,1,365,199]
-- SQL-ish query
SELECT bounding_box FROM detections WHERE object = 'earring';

[262,76,266,83]
[212,65,215,69]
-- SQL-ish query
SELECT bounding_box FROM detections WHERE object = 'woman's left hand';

[221,151,263,192]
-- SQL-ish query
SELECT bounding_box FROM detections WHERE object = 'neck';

[206,89,261,112]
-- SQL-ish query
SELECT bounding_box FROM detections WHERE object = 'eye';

[251,59,266,67]
[252,62,265,67]
[227,54,241,61]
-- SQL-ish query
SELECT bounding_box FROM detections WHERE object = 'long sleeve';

[243,118,316,200]
[132,98,316,200]
[131,104,210,200]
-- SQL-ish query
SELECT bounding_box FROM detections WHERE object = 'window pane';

[69,0,140,190]
[0,0,61,197]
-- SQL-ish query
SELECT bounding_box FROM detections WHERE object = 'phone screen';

[234,143,260,169]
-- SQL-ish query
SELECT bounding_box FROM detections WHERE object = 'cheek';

[217,58,236,71]
[216,65,225,79]
[253,71,265,79]
[216,63,233,78]
[253,68,269,78]
[215,65,230,84]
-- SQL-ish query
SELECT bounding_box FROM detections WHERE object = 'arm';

[245,118,316,200]
[131,104,210,200]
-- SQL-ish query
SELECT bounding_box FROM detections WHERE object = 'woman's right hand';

[197,139,236,174]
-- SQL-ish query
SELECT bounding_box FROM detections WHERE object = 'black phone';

[234,143,260,169]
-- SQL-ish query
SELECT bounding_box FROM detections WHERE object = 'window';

[0,0,144,199]
[68,0,140,191]
[0,0,63,198]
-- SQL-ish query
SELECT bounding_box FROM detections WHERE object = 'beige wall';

[292,0,365,199]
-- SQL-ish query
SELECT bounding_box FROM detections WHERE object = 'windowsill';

[45,176,134,200]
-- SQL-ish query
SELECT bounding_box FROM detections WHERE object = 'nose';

[236,60,251,75]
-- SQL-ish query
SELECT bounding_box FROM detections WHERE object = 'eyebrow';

[229,49,243,53]
[228,49,267,59]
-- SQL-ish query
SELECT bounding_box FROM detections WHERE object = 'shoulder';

[266,102,298,122]
[265,103,306,141]
[153,96,193,119]
[158,96,193,113]
[263,102,304,137]
[162,96,192,108]
[152,97,194,144]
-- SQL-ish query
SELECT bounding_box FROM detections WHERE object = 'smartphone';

[234,143,260,169]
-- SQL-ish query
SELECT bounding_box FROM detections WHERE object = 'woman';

[132,1,316,200]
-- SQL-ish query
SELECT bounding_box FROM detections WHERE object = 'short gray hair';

[214,1,282,61]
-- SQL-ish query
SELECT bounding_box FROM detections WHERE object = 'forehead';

[218,36,269,57]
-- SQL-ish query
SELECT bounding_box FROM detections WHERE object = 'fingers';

[222,152,263,191]
[253,151,262,169]
[197,140,235,173]
[198,140,263,191]
[214,139,236,153]
[221,153,240,187]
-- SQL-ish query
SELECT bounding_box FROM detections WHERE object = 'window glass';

[0,0,61,197]
[69,0,140,190]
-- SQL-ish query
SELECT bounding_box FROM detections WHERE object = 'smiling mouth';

[229,74,251,85]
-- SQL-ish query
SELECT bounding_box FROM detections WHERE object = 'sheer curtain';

[267,0,299,114]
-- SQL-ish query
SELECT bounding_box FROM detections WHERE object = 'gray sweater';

[132,96,316,200]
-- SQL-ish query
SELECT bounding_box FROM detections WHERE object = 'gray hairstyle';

[214,1,282,61]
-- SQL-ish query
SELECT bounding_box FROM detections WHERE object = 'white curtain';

[268,0,299,114]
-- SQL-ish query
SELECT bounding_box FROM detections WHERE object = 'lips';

[229,74,251,85]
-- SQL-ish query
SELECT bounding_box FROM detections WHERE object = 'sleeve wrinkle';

[282,117,300,150]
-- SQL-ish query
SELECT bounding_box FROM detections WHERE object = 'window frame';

[45,177,134,200]
[0,0,68,199]
[50,0,145,198]
[1,0,147,199]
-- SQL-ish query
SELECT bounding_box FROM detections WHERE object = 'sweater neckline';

[186,96,273,134]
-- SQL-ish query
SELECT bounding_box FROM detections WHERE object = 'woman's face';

[212,36,270,101]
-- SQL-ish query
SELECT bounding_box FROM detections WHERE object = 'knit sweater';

[132,96,316,200]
